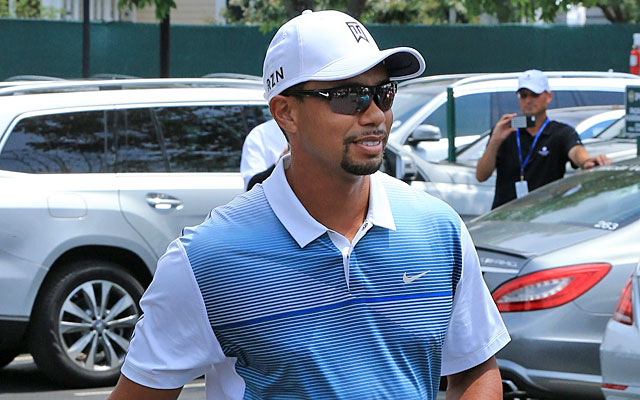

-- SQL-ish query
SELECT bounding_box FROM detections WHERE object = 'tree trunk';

[496,0,516,22]
[82,0,90,78]
[282,0,315,19]
[597,3,627,23]
[160,12,170,78]
[347,0,367,19]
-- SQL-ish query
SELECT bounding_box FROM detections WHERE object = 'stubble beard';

[340,132,387,176]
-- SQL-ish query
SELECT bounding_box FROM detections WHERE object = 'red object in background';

[631,47,640,75]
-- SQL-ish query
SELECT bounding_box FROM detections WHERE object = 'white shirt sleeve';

[240,119,288,190]
[440,221,511,376]
[121,240,228,389]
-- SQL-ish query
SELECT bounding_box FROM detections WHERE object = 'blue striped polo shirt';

[121,158,510,399]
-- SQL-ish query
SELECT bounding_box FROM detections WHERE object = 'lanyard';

[516,118,549,180]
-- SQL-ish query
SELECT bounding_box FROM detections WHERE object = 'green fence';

[1,18,639,80]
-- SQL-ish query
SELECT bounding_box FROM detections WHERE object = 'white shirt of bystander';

[240,119,288,190]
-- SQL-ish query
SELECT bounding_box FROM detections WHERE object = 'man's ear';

[545,90,553,106]
[270,95,299,139]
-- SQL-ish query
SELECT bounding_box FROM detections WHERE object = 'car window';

[579,118,617,139]
[490,92,520,127]
[477,165,640,229]
[422,93,491,137]
[392,92,440,131]
[552,90,623,110]
[117,105,270,173]
[0,110,116,173]
[403,89,624,142]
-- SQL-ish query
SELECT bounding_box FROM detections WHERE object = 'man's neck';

[525,112,548,136]
[285,157,370,242]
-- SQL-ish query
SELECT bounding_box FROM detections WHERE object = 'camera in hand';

[510,115,536,129]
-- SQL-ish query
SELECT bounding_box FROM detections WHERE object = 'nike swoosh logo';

[403,270,430,284]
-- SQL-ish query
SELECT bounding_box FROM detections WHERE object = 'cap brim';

[302,47,426,83]
[517,85,546,94]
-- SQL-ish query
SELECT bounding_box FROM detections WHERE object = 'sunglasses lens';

[326,82,396,115]
[329,91,371,115]
[375,83,396,111]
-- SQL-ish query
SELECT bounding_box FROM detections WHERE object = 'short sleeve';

[440,222,510,376]
[121,240,228,389]
[559,124,582,168]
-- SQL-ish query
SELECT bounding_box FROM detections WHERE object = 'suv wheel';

[29,260,143,387]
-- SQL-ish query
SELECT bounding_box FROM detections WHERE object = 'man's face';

[291,64,393,179]
[518,88,552,117]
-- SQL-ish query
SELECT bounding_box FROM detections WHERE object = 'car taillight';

[492,263,611,312]
[612,276,633,325]
[602,383,629,390]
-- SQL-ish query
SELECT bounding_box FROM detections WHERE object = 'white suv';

[391,71,640,161]
[0,79,269,387]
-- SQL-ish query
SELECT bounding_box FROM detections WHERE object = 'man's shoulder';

[548,120,577,135]
[182,187,275,244]
[377,172,461,221]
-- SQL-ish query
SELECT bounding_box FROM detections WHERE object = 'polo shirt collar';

[262,155,396,248]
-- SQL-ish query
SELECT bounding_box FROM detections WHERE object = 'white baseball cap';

[517,69,550,94]
[262,9,426,102]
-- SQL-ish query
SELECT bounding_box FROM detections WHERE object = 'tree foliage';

[0,0,61,18]
[118,0,175,20]
[224,0,476,31]
[224,0,640,26]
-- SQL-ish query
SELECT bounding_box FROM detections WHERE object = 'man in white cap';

[108,10,509,400]
[476,69,610,209]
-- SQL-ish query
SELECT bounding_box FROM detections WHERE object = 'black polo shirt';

[492,120,582,209]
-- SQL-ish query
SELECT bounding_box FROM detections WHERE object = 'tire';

[0,348,20,369]
[28,260,144,388]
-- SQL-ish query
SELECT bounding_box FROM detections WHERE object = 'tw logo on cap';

[346,22,369,43]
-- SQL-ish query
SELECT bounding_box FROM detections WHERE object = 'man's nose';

[359,99,386,126]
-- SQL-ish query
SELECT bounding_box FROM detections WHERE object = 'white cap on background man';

[517,69,550,94]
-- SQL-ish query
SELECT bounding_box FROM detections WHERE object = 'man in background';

[240,118,289,190]
[476,69,610,208]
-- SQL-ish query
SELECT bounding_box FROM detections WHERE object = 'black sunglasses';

[518,91,542,99]
[284,81,397,115]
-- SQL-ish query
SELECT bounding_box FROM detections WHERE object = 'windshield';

[594,117,639,140]
[476,163,640,230]
[391,91,439,131]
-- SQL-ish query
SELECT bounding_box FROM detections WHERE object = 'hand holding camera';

[510,115,536,129]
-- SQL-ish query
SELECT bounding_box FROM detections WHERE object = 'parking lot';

[0,73,638,400]
[1,354,204,400]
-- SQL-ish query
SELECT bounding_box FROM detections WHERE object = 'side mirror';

[396,154,417,183]
[407,124,442,146]
[383,145,417,182]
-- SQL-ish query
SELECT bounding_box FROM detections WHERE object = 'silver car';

[0,78,269,387]
[600,261,640,399]
[467,158,640,400]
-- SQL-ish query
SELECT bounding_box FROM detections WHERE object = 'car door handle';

[146,193,183,210]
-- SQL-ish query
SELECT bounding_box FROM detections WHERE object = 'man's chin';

[341,158,383,176]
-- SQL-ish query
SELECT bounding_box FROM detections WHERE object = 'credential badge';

[346,22,369,43]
